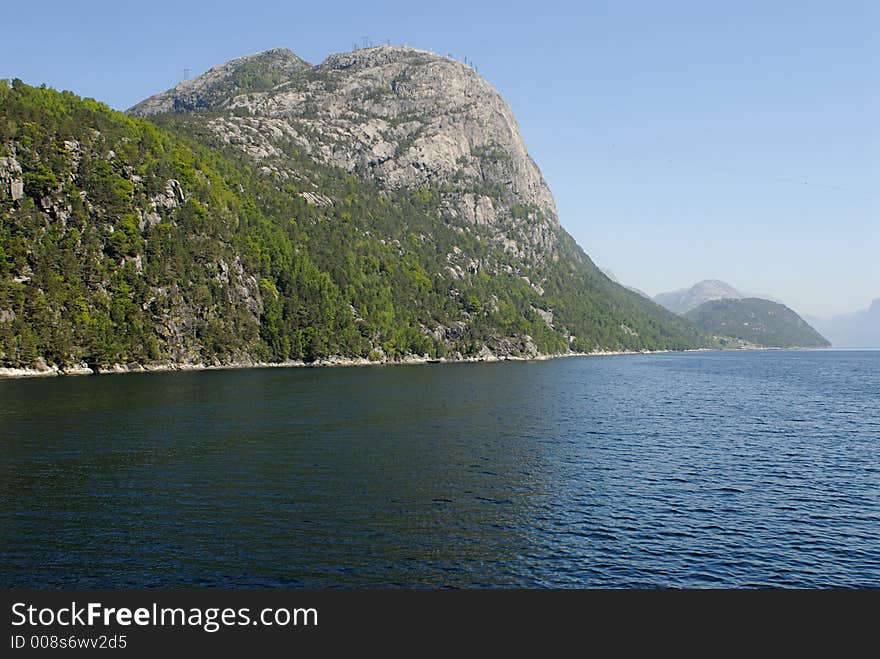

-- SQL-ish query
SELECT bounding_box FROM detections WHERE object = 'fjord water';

[1,350,878,588]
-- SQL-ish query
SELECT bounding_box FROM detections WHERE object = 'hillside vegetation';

[685,298,830,348]
[1,79,710,371]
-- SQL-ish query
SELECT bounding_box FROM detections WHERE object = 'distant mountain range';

[599,268,650,299]
[653,279,744,314]
[806,300,880,348]
[652,278,877,348]
[650,279,829,348]
[685,298,830,348]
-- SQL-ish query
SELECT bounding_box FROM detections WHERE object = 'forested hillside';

[0,79,710,371]
[685,298,829,348]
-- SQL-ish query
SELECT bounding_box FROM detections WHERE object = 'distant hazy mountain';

[806,299,880,348]
[654,279,745,314]
[748,291,786,306]
[599,267,619,283]
[599,268,651,299]
[685,298,830,348]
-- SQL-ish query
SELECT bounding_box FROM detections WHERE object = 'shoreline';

[0,348,690,380]
[0,345,838,381]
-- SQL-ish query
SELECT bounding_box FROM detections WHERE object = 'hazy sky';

[2,1,876,317]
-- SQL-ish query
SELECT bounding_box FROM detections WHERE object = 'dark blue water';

[1,350,878,588]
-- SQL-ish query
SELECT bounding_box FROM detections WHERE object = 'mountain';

[129,47,708,348]
[807,299,880,348]
[1,55,710,372]
[654,277,826,348]
[654,279,745,314]
[685,298,830,348]
[600,267,650,299]
[132,46,562,264]
[129,48,311,115]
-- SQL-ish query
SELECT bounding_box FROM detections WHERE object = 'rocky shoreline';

[0,349,681,380]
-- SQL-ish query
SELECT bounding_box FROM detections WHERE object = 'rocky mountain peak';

[323,45,444,70]
[131,45,562,263]
[128,47,311,116]
[654,279,745,314]
[709,279,738,289]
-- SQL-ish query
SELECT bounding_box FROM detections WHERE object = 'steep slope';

[807,299,880,347]
[1,80,709,372]
[600,267,651,299]
[129,48,311,115]
[132,46,566,264]
[654,279,744,314]
[685,298,830,348]
[131,48,710,348]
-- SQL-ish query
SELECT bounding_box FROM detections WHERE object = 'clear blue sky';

[2,1,877,317]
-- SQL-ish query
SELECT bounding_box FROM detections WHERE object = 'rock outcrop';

[0,156,24,201]
[131,46,561,263]
[129,48,311,115]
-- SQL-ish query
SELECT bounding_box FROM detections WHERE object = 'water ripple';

[1,349,878,588]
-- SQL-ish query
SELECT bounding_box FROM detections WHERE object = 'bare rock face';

[130,46,562,262]
[0,156,24,201]
[129,48,311,115]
